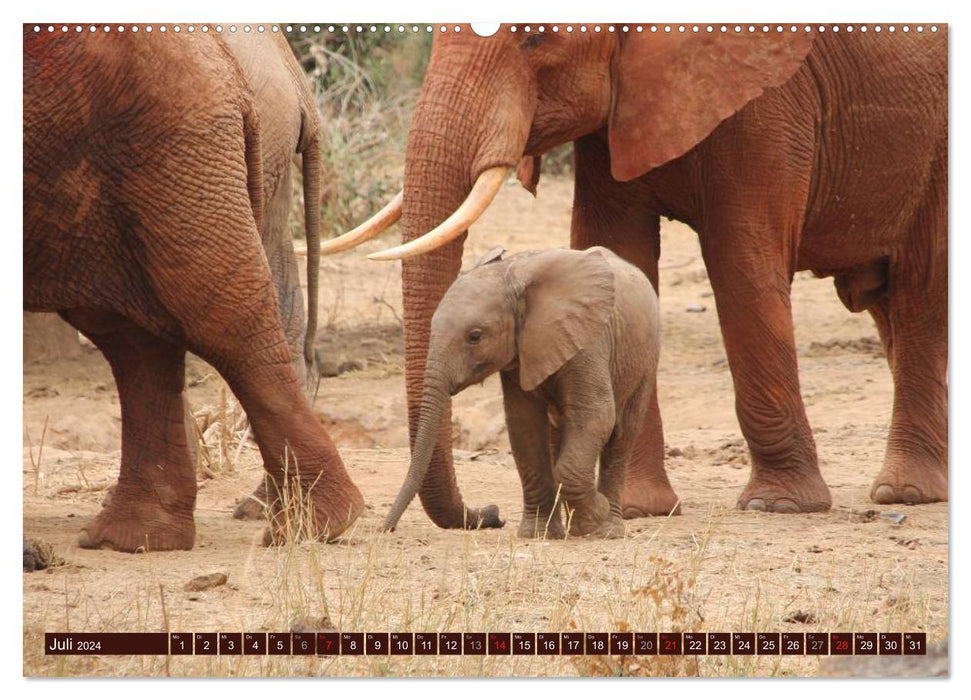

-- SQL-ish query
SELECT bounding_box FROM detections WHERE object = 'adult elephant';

[23,26,363,551]
[326,24,947,526]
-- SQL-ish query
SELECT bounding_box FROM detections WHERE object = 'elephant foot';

[233,478,268,521]
[621,480,682,519]
[587,515,625,539]
[517,509,565,539]
[737,465,832,513]
[263,473,364,545]
[565,492,611,537]
[78,491,195,552]
[871,455,947,505]
[463,504,505,530]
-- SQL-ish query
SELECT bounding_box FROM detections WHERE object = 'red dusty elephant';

[23,26,363,552]
[326,24,947,526]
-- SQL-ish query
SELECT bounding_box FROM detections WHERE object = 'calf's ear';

[511,248,615,392]
[473,246,507,268]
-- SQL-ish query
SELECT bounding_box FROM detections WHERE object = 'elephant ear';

[512,247,615,392]
[474,246,507,267]
[608,30,815,181]
[516,155,542,196]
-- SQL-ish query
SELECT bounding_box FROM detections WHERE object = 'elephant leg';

[63,311,196,552]
[596,387,656,538]
[571,132,679,518]
[500,372,564,539]
[867,242,947,502]
[701,227,830,513]
[550,367,615,537]
[194,333,363,544]
[556,417,613,537]
[132,192,362,543]
[234,168,309,521]
[593,430,633,539]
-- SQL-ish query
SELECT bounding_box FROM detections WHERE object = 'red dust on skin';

[23,27,363,551]
[380,25,946,528]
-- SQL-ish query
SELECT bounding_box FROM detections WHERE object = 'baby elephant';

[384,246,661,538]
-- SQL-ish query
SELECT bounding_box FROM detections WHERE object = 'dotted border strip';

[30,24,941,35]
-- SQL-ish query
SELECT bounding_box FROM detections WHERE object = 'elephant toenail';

[744,498,767,511]
[901,486,923,504]
[872,484,897,504]
[770,499,800,514]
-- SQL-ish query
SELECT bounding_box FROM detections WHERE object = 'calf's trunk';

[383,362,452,530]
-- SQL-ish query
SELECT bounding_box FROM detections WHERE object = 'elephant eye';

[467,329,483,344]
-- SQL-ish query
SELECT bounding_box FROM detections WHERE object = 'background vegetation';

[285,29,573,239]
[286,30,429,237]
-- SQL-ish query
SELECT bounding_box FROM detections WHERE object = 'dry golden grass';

[23,472,947,678]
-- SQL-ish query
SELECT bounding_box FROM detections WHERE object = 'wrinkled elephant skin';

[353,26,946,525]
[23,28,363,552]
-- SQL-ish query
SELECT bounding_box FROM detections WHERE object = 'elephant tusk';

[302,191,403,256]
[368,166,508,262]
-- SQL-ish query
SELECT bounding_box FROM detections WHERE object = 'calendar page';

[22,13,949,680]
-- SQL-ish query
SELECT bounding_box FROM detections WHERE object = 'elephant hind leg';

[621,391,682,518]
[868,281,947,505]
[868,154,947,506]
[64,311,196,552]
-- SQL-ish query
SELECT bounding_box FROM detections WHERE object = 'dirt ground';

[22,176,948,677]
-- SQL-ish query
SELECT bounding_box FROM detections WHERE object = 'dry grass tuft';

[192,384,252,479]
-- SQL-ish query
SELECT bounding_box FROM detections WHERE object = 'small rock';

[685,305,707,313]
[317,360,342,377]
[23,539,64,571]
[318,359,365,377]
[184,572,228,592]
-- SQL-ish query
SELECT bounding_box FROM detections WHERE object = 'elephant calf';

[384,246,662,538]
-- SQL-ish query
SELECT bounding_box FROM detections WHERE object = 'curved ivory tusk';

[299,191,403,257]
[368,166,508,262]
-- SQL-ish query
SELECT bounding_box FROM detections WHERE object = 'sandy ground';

[22,176,948,677]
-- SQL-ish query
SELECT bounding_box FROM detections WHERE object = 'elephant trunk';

[398,115,475,529]
[383,360,452,531]
[395,41,529,529]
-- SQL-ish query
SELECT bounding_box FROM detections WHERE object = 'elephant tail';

[298,112,322,368]
[241,102,265,237]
